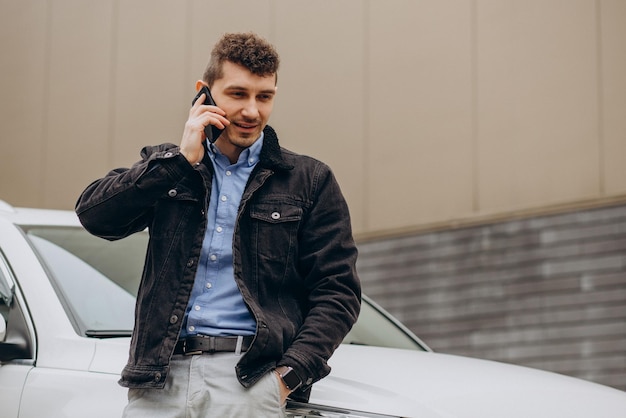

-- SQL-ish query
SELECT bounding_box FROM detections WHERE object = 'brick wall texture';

[357,203,626,390]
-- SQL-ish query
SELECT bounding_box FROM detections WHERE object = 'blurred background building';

[1,0,625,389]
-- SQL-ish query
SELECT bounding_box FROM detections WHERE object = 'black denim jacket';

[75,126,361,401]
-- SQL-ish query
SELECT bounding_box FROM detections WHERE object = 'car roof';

[0,200,80,227]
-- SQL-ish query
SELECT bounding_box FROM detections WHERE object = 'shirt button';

[221,196,227,202]
[216,226,223,233]
[188,326,195,332]
[168,189,177,197]
[194,305,201,311]
[226,170,232,176]
[210,254,217,261]
[206,283,212,289]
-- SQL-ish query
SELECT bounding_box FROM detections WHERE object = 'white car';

[1,201,625,418]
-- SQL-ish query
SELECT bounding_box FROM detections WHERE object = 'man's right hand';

[180,93,230,166]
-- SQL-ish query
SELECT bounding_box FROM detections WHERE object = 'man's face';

[210,61,277,151]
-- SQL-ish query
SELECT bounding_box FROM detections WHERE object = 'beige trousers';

[122,352,286,418]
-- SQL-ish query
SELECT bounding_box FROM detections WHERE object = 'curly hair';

[203,32,280,86]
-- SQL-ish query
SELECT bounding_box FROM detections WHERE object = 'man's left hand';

[274,370,292,405]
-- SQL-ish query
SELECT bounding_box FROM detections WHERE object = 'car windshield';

[21,226,426,351]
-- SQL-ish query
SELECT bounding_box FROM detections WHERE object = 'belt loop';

[209,336,216,353]
[235,336,243,355]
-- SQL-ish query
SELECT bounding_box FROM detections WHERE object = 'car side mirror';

[0,295,33,361]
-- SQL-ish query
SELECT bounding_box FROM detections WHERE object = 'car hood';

[314,345,626,418]
[90,340,626,418]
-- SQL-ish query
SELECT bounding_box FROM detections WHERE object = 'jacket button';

[187,259,194,267]
[271,212,280,220]
[169,315,178,324]
[168,189,177,197]
[164,152,174,158]
[154,372,162,382]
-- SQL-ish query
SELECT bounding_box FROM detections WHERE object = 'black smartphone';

[192,86,224,143]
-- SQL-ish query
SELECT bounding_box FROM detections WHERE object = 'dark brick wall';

[356,203,626,390]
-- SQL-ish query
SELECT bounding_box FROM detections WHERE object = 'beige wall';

[1,0,625,236]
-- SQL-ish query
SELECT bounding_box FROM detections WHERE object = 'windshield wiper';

[85,330,132,338]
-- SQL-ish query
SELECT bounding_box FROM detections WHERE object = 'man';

[75,32,361,417]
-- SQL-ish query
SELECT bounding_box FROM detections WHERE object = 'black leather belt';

[174,335,254,356]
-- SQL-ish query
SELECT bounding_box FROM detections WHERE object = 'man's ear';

[195,80,208,91]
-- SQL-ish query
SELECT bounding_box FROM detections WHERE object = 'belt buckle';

[182,339,203,356]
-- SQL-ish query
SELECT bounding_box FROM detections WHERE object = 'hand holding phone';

[192,86,225,143]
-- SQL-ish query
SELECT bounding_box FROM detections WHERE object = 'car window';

[24,227,147,296]
[22,227,146,337]
[343,296,427,351]
[20,226,427,350]
[28,235,136,335]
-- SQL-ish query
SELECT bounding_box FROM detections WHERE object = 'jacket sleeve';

[280,163,361,392]
[75,144,195,240]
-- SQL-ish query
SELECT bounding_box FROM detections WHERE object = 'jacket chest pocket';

[250,203,303,224]
[248,203,303,263]
[151,188,201,239]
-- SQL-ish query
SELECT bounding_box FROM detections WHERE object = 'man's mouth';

[234,121,258,130]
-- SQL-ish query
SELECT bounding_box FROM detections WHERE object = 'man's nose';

[241,99,260,119]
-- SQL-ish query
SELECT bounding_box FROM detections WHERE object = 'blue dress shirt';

[180,134,264,338]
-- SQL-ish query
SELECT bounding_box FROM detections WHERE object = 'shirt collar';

[208,132,264,167]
